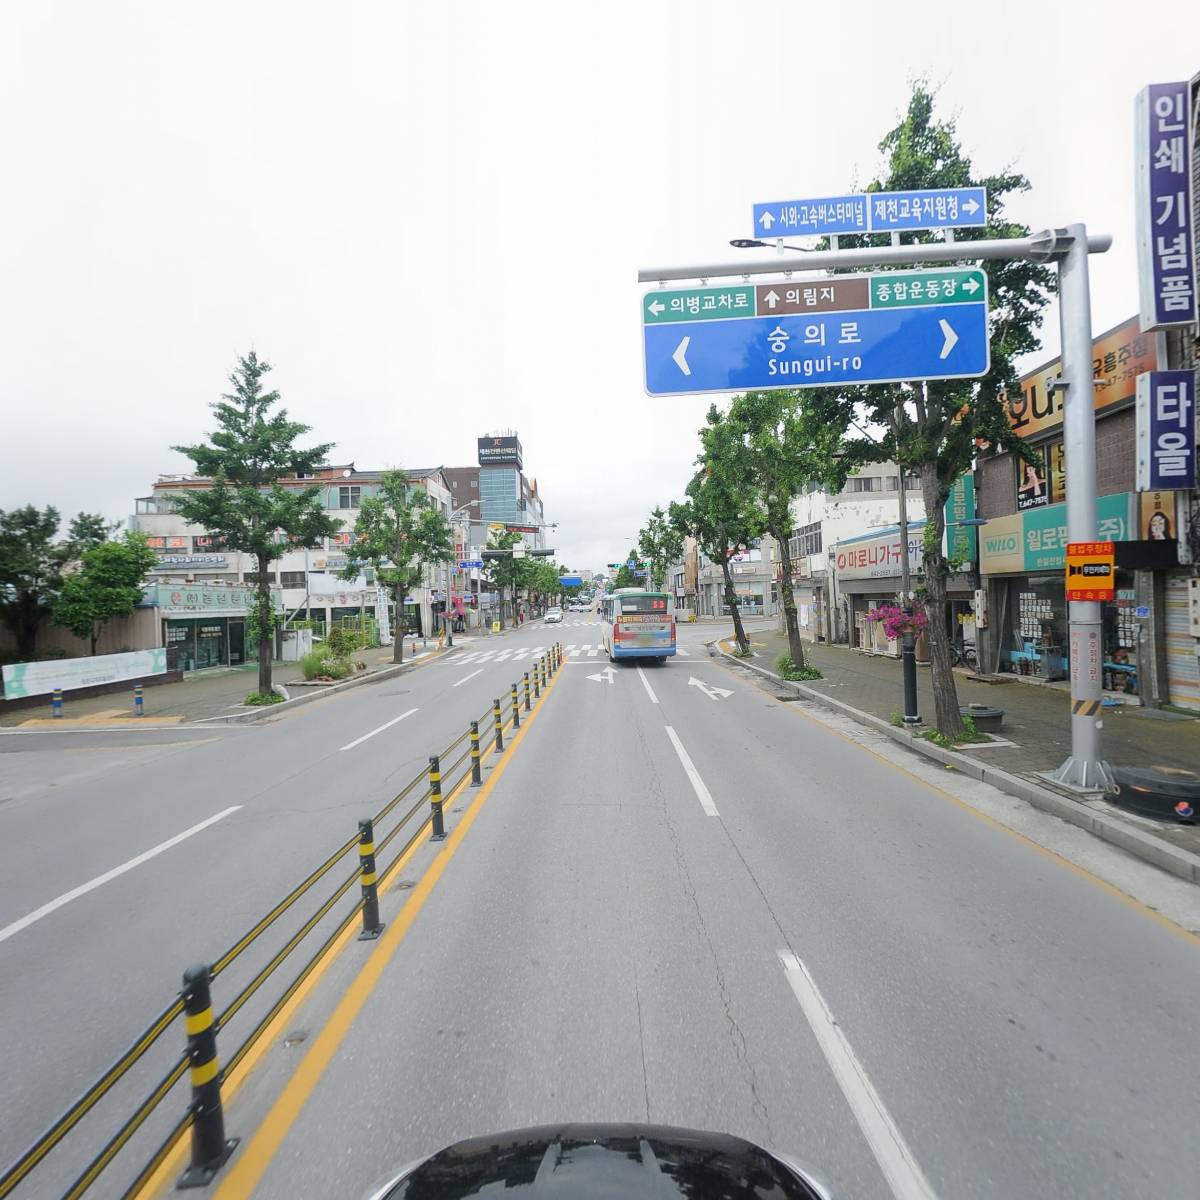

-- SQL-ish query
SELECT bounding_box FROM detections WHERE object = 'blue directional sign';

[642,268,989,397]
[865,187,987,232]
[753,194,867,237]
[459,560,483,569]
[753,187,987,239]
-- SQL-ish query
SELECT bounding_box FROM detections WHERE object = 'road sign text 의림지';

[642,268,989,396]
[752,187,987,238]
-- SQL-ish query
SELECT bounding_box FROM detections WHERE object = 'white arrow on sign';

[672,336,692,376]
[961,277,980,295]
[647,299,665,316]
[762,289,780,309]
[938,319,959,360]
[962,197,980,215]
[588,665,616,683]
[688,676,733,701]
[759,211,775,230]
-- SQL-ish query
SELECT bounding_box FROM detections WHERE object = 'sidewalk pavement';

[736,627,1200,864]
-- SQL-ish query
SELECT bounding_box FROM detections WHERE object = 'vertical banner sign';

[944,474,977,560]
[1135,82,1198,331]
[1136,370,1196,490]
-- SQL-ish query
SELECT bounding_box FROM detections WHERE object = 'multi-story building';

[779,462,926,644]
[131,464,459,665]
[695,537,777,619]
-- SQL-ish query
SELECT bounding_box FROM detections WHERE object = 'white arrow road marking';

[778,950,938,1200]
[672,336,691,376]
[763,289,780,309]
[648,299,665,316]
[759,210,775,229]
[0,807,243,945]
[665,727,719,817]
[962,197,980,215]
[938,318,958,360]
[587,665,616,683]
[688,676,733,701]
[961,277,980,294]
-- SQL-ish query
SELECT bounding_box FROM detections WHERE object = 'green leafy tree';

[637,506,684,592]
[483,529,533,628]
[671,412,766,654]
[172,350,339,696]
[0,506,70,660]
[612,548,641,589]
[53,532,157,656]
[337,469,454,663]
[840,84,1053,736]
[66,512,117,553]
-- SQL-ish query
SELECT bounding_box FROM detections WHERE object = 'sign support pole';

[1050,224,1114,792]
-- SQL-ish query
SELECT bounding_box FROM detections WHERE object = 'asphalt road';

[5,614,1200,1199]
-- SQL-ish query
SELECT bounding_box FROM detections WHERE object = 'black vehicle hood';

[372,1122,829,1199]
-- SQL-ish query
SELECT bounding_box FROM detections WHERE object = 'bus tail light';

[612,622,623,642]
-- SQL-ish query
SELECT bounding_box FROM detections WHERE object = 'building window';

[280,571,307,589]
[296,471,315,480]
[470,479,477,487]
[244,571,277,585]
[337,485,361,509]
[846,476,884,493]
[788,522,823,559]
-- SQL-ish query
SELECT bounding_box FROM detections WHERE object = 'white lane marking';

[565,644,577,656]
[636,667,659,705]
[340,707,419,751]
[664,726,719,816]
[0,807,243,946]
[777,950,938,1200]
[453,669,484,688]
[494,649,513,662]
[474,651,496,664]
[580,643,592,655]
[587,645,600,657]
[511,649,530,661]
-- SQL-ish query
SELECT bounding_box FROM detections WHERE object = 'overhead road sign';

[752,187,987,239]
[642,267,989,396]
[459,560,483,569]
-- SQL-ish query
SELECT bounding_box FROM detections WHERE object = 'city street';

[6,618,1193,1198]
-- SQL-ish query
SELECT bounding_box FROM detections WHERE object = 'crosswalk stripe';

[587,646,600,656]
[494,649,513,661]
[511,649,529,660]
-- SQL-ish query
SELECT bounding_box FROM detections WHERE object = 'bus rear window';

[620,596,668,614]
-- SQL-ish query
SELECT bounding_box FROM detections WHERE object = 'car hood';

[367,1122,831,1199]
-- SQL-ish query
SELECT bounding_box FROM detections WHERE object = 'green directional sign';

[869,268,986,309]
[643,286,756,324]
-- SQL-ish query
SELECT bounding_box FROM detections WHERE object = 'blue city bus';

[601,588,676,662]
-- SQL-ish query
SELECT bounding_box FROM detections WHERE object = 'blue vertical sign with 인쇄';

[1136,370,1196,490]
[1136,81,1198,330]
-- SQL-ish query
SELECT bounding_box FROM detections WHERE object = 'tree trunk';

[774,527,806,669]
[8,596,42,661]
[257,552,272,696]
[90,627,99,657]
[920,466,963,738]
[720,556,749,654]
[392,583,404,663]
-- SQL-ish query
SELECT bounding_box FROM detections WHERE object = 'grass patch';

[919,714,992,747]
[889,711,905,727]
[776,652,823,681]
[244,691,284,706]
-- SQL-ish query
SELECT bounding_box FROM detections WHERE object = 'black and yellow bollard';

[493,698,504,753]
[524,671,531,712]
[177,964,237,1188]
[533,663,540,700]
[511,682,520,729]
[357,818,384,940]
[429,755,446,841]
[469,720,482,786]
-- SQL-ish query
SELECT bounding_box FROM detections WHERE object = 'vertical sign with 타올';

[1136,370,1196,490]
[1135,81,1197,330]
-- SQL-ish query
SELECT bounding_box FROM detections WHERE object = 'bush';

[244,691,284,706]
[326,626,359,658]
[777,653,823,681]
[299,649,328,681]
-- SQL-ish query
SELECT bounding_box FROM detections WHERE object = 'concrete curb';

[192,649,449,725]
[712,641,1200,886]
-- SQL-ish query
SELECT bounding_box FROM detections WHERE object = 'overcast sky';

[2,1,1198,571]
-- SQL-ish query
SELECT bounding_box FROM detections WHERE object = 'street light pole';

[896,450,921,725]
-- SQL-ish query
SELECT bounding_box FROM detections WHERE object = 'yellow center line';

[209,666,561,1198]
[715,652,1200,948]
[132,682,546,1198]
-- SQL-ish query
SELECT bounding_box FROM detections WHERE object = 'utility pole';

[895,428,921,725]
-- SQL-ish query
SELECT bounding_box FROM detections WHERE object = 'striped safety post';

[134,683,144,717]
[178,964,237,1187]
[511,682,520,730]
[51,688,63,719]
[540,656,547,689]
[469,720,482,786]
[357,818,383,940]
[524,671,531,712]
[533,663,540,700]
[429,755,446,841]
[493,698,504,753]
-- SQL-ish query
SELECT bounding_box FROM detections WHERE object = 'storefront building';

[145,583,283,671]
[832,519,974,656]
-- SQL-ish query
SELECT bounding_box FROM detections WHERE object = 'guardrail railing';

[0,645,563,1200]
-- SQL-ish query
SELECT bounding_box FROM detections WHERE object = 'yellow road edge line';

[207,666,560,1198]
[714,649,1200,948]
[130,684,534,1197]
